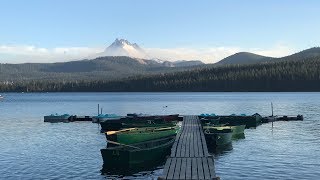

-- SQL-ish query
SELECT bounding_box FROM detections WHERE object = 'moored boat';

[203,127,232,148]
[100,136,175,169]
[92,114,122,123]
[203,124,245,139]
[99,117,178,132]
[229,125,246,138]
[106,126,180,145]
[127,113,180,121]
[200,113,262,128]
[44,113,71,123]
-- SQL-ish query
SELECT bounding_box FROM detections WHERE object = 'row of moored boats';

[43,112,303,173]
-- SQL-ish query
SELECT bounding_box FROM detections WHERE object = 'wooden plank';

[186,158,192,179]
[191,158,198,180]
[190,123,195,157]
[180,158,187,179]
[173,158,182,179]
[197,125,204,157]
[197,157,204,180]
[185,121,190,157]
[180,125,188,157]
[186,117,191,157]
[167,158,177,179]
[193,121,199,157]
[207,157,216,179]
[171,141,178,157]
[200,130,209,157]
[162,158,172,179]
[171,130,182,157]
[202,158,210,180]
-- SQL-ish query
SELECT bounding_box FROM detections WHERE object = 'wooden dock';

[160,115,219,180]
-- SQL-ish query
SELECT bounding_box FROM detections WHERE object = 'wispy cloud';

[146,43,294,63]
[0,45,103,63]
[250,44,293,58]
[0,44,294,64]
[145,47,241,63]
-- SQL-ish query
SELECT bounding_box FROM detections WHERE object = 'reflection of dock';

[160,116,218,180]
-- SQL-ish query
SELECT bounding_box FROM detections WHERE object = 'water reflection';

[101,162,165,178]
[208,143,233,156]
[232,133,245,141]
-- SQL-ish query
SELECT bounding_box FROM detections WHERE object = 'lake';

[0,92,319,179]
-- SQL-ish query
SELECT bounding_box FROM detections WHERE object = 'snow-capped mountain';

[92,38,204,66]
[98,38,147,59]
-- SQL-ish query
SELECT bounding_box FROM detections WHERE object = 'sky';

[0,0,320,63]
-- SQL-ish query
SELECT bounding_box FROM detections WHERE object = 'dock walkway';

[160,115,218,180]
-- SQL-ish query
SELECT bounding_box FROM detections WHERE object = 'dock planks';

[160,115,218,180]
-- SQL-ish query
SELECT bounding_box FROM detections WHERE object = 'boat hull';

[204,129,232,148]
[44,115,70,123]
[106,127,179,145]
[101,136,175,169]
[229,125,246,139]
[200,114,262,128]
[100,118,177,132]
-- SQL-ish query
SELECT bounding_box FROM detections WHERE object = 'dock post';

[98,104,100,115]
[271,102,274,128]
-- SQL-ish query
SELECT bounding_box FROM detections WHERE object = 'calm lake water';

[0,92,319,179]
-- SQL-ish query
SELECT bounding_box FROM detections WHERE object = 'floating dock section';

[160,115,219,180]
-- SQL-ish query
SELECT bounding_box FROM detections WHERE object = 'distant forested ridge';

[2,57,320,92]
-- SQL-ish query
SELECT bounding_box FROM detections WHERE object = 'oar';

[106,140,142,150]
[106,128,137,135]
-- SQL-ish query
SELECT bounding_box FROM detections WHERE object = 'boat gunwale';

[104,136,175,152]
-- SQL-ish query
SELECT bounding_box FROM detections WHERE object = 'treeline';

[1,57,320,92]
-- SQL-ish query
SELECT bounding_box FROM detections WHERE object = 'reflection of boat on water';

[101,162,164,177]
[100,136,175,170]
[232,133,245,140]
[208,143,233,155]
[0,95,3,99]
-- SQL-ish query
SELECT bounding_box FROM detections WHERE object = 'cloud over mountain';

[0,40,294,64]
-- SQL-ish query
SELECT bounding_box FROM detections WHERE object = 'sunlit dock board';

[160,115,219,180]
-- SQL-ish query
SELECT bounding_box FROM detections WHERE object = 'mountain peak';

[216,52,271,65]
[97,38,146,59]
[112,38,131,46]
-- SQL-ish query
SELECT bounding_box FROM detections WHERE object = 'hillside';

[0,56,203,82]
[215,52,272,65]
[274,47,320,62]
[2,54,320,92]
[215,47,320,65]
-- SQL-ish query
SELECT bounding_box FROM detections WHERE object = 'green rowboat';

[229,125,245,138]
[203,128,232,147]
[106,126,180,145]
[200,113,263,128]
[100,136,175,169]
[100,119,178,132]
[203,124,245,139]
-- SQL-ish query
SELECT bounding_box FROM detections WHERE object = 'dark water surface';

[0,92,319,179]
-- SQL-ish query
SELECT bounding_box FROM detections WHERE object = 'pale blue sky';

[0,0,319,63]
